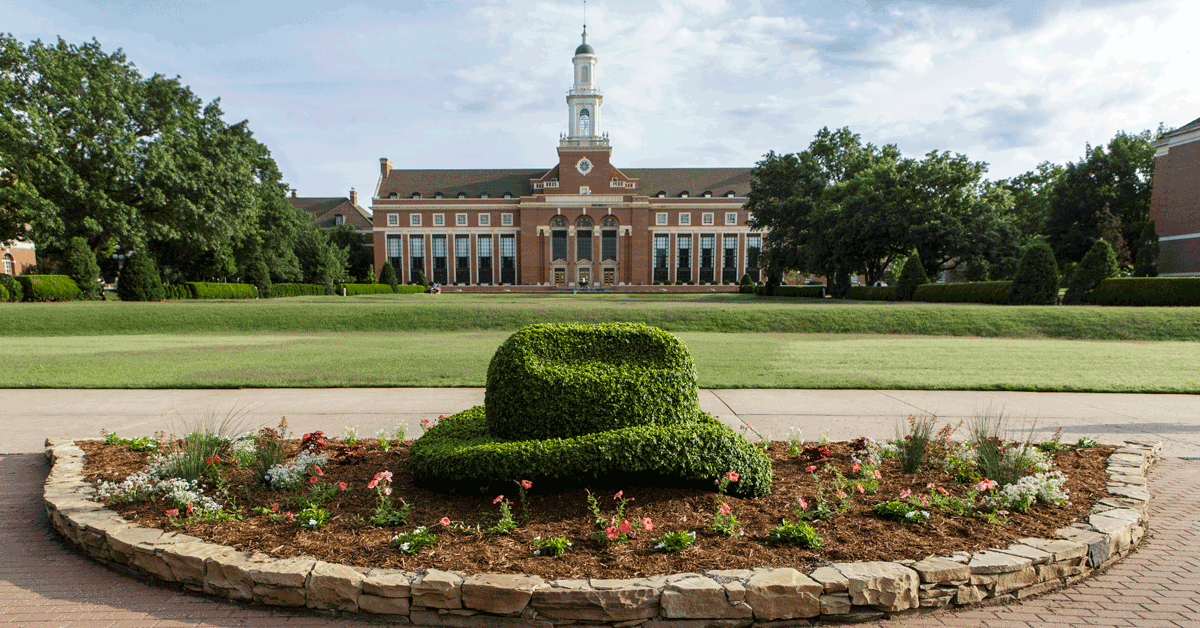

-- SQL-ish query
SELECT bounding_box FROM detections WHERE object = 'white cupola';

[563,25,607,148]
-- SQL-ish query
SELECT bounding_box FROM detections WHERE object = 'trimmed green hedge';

[0,284,7,302]
[184,282,258,299]
[913,282,1013,304]
[271,283,325,298]
[338,283,395,296]
[484,323,699,441]
[396,285,426,294]
[1087,277,1200,306]
[15,275,82,302]
[772,285,826,298]
[845,286,896,301]
[409,406,771,497]
[164,285,193,300]
[0,274,19,302]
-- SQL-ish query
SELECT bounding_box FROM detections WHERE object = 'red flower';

[642,517,653,531]
[521,480,532,489]
[856,484,865,494]
[313,465,323,476]
[338,482,348,491]
[618,519,632,535]
[271,502,279,512]
[493,495,504,504]
[605,526,619,540]
[286,512,295,521]
[165,508,179,517]
[873,469,882,480]
[440,517,451,526]
[718,502,732,515]
[614,490,623,500]
[725,471,740,482]
[804,465,817,473]
[851,462,861,473]
[186,503,195,514]
[309,476,318,484]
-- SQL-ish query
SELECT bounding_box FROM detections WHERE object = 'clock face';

[576,158,592,175]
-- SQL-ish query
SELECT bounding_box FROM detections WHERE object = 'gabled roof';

[622,168,752,197]
[376,167,753,199]
[287,197,372,230]
[1164,115,1200,138]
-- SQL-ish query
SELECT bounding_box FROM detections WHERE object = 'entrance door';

[554,268,566,287]
[578,268,590,289]
[603,268,615,287]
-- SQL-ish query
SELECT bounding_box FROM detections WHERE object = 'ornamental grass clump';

[895,414,937,473]
[968,412,1045,487]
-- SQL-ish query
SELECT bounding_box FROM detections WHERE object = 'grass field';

[2,331,1196,392]
[2,293,1199,340]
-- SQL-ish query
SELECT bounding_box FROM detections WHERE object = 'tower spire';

[582,1,587,45]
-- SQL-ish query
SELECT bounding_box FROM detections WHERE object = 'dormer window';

[703,191,712,198]
[726,191,735,198]
[481,192,489,199]
[389,192,398,199]
[657,191,666,198]
[434,192,444,199]
[680,191,689,198]
[410,192,420,199]
[503,192,512,198]
[457,192,466,199]
[334,214,344,226]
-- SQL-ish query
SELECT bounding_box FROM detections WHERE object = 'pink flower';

[186,503,194,514]
[440,517,451,526]
[367,480,378,489]
[725,471,740,482]
[718,502,732,515]
[384,487,392,495]
[618,519,632,535]
[804,465,817,473]
[920,496,928,506]
[836,491,847,499]
[938,487,949,495]
[746,423,754,429]
[642,517,653,531]
[313,465,323,476]
[286,512,295,521]
[438,414,448,419]
[521,480,532,489]
[998,510,1010,515]
[605,526,619,540]
[856,484,865,494]
[271,502,279,512]
[309,476,319,484]
[379,471,393,482]
[873,469,882,480]
[165,508,179,517]
[338,482,348,491]
[975,478,997,492]
[797,497,808,510]
[851,463,860,473]
[899,489,912,499]
[493,495,504,504]
[614,490,623,500]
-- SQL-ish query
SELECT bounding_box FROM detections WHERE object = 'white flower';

[308,519,318,526]
[401,542,411,551]
[533,550,541,555]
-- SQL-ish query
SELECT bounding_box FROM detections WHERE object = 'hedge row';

[845,286,896,301]
[770,285,826,298]
[0,284,7,302]
[164,285,192,300]
[396,285,426,294]
[912,281,1013,304]
[15,275,82,302]
[272,283,326,297]
[1087,277,1200,306]
[186,282,259,299]
[0,274,21,302]
[409,406,772,497]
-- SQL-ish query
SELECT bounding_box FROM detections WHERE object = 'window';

[653,234,669,282]
[601,217,617,228]
[334,214,344,226]
[699,234,715,283]
[722,234,739,283]
[456,213,468,226]
[478,235,493,284]
[2,254,12,275]
[434,192,444,199]
[479,213,490,227]
[676,234,692,283]
[481,192,489,199]
[746,233,762,282]
[726,191,735,198]
[577,227,592,261]
[681,191,689,198]
[550,217,567,228]
[704,191,712,198]
[387,213,399,226]
[503,192,512,198]
[500,234,516,284]
[389,192,398,199]
[409,234,425,280]
[581,65,590,83]
[552,229,568,261]
[457,192,466,199]
[657,191,666,198]
[579,108,591,135]
[579,186,591,195]
[455,234,470,284]
[433,214,445,226]
[656,212,668,226]
[725,212,738,226]
[702,213,714,226]
[577,217,593,227]
[501,213,513,226]
[678,213,691,226]
[386,235,402,276]
[601,228,617,261]
[432,235,448,284]
[411,192,420,199]
[410,214,422,227]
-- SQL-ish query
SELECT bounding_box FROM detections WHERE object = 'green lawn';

[1,293,1199,340]
[3,331,1196,392]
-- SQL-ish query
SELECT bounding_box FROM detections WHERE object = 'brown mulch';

[78,438,1114,580]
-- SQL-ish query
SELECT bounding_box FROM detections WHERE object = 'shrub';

[396,285,426,294]
[772,285,825,298]
[164,285,192,300]
[767,520,823,548]
[64,236,102,299]
[415,270,430,288]
[1064,239,1118,305]
[1086,277,1200,306]
[912,282,1012,304]
[0,284,7,302]
[0,274,20,302]
[1009,243,1059,305]
[484,323,700,441]
[895,254,928,301]
[844,286,896,301]
[1133,220,1159,277]
[117,253,165,302]
[15,275,82,302]
[339,283,396,296]
[247,259,272,298]
[271,283,325,298]
[185,282,258,299]
[408,405,772,497]
[379,262,399,292]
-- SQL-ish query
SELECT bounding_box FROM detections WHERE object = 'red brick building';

[2,230,36,276]
[370,30,760,288]
[1150,115,1200,276]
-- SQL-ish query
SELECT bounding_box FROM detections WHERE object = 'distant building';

[369,28,760,289]
[1150,115,1200,276]
[287,189,373,236]
[2,228,36,276]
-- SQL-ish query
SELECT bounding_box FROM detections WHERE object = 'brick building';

[370,29,761,288]
[1150,115,1200,276]
[2,230,36,276]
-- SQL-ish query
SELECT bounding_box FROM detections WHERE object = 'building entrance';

[554,268,566,287]
[603,268,615,287]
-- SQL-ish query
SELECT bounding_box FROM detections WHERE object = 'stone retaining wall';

[43,439,1161,626]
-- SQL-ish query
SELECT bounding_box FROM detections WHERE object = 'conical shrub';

[1009,242,1059,305]
[1063,239,1118,305]
[116,251,165,302]
[896,253,928,301]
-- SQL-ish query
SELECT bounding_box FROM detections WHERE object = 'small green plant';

[392,526,438,555]
[652,530,696,553]
[366,470,411,526]
[716,471,739,494]
[296,504,329,529]
[969,412,1043,487]
[1076,436,1098,448]
[710,502,740,536]
[785,427,804,455]
[102,430,158,452]
[485,494,518,534]
[873,500,931,525]
[343,424,359,446]
[768,520,823,548]
[248,418,291,482]
[793,468,851,521]
[586,489,651,542]
[513,479,533,521]
[895,414,937,474]
[1037,427,1070,452]
[533,536,572,556]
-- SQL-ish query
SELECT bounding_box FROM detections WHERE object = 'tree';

[895,253,928,301]
[327,223,373,282]
[116,251,164,302]
[1133,221,1160,277]
[1063,239,1118,305]
[998,162,1065,244]
[379,261,399,292]
[1008,242,1059,305]
[296,225,348,294]
[246,258,272,298]
[1095,203,1131,270]
[63,236,101,299]
[1045,130,1156,265]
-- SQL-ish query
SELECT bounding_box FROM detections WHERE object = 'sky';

[3,0,1196,207]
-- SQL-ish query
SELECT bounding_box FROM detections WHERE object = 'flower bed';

[45,426,1160,624]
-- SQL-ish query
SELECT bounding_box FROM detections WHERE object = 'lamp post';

[111,246,128,285]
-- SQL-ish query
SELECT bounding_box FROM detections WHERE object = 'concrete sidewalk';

[3,388,1199,456]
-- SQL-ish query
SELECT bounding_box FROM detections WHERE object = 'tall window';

[579,109,591,135]
[576,217,593,261]
[334,214,344,226]
[455,235,470,284]
[581,65,590,84]
[409,235,424,282]
[653,234,669,283]
[699,234,715,283]
[551,217,568,261]
[386,235,402,278]
[746,233,762,282]
[432,235,448,284]
[722,234,739,283]
[676,235,692,283]
[3,253,13,275]
[478,235,493,284]
[500,234,516,284]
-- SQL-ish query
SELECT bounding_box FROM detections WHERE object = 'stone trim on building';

[44,438,1160,625]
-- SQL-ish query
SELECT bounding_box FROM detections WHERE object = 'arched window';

[581,65,590,84]
[434,192,444,199]
[601,217,618,228]
[550,217,567,228]
[503,192,512,198]
[389,192,398,199]
[2,254,13,275]
[578,109,591,135]
[409,192,419,198]
[577,217,593,227]
[457,192,466,199]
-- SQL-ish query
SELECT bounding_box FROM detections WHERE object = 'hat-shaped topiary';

[484,323,699,440]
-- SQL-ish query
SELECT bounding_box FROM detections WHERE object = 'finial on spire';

[582,0,588,43]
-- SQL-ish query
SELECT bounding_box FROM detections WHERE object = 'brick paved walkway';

[2,453,1196,626]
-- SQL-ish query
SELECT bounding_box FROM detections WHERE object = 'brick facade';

[1149,115,1200,276]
